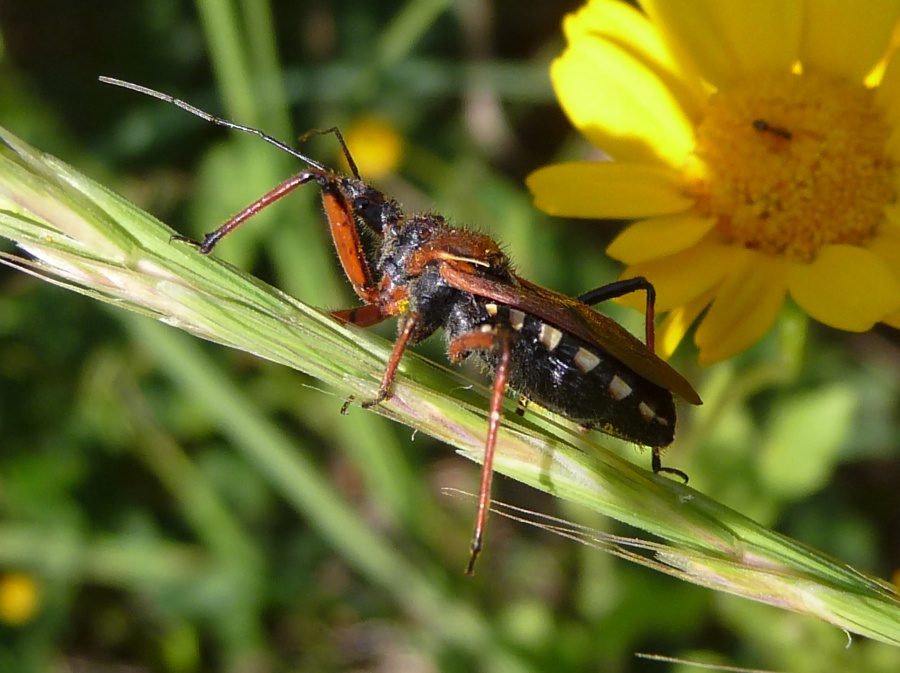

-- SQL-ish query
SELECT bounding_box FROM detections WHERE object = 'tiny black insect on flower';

[753,118,793,140]
[101,77,702,574]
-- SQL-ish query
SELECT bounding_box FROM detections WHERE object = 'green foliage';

[1,1,899,672]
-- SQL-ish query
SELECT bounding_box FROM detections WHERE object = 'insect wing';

[438,265,702,405]
[510,278,702,405]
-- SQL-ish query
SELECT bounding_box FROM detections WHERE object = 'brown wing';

[439,264,702,405]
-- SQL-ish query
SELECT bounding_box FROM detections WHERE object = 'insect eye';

[352,196,385,233]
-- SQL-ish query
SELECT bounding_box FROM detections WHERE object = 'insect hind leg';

[447,325,514,574]
[578,276,657,352]
[651,449,689,483]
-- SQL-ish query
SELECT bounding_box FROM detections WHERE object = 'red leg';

[332,285,409,328]
[341,312,420,415]
[319,182,381,304]
[448,326,512,575]
[172,170,325,254]
[173,165,383,306]
[331,304,391,328]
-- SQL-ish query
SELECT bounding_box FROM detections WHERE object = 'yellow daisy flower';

[528,0,900,364]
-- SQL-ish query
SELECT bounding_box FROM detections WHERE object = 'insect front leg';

[171,170,328,254]
[332,283,409,328]
[319,181,382,304]
[331,304,392,328]
[447,325,513,575]
[341,312,420,416]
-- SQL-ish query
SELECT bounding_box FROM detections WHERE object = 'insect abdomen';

[468,303,676,448]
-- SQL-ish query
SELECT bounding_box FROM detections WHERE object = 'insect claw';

[169,233,201,248]
[169,233,219,255]
[652,451,689,484]
[343,387,392,415]
[465,535,482,576]
[659,466,689,484]
[360,389,390,409]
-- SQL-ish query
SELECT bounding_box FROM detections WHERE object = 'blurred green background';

[1,1,899,671]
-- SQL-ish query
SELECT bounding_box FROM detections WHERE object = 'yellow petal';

[641,0,802,88]
[695,251,789,364]
[526,162,692,219]
[866,230,900,267]
[801,0,900,82]
[865,18,900,86]
[552,23,695,167]
[563,0,706,121]
[873,51,900,125]
[656,288,715,360]
[866,232,900,328]
[606,213,716,264]
[620,235,737,311]
[788,245,900,331]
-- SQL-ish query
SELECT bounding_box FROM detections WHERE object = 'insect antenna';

[300,127,360,180]
[98,76,328,171]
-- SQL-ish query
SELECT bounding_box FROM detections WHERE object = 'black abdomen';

[445,297,675,448]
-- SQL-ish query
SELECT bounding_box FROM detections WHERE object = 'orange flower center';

[684,72,894,262]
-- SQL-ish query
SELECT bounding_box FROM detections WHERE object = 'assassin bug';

[100,77,702,574]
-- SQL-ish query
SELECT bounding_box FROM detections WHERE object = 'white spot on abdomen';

[538,323,563,351]
[573,347,600,374]
[609,375,632,400]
